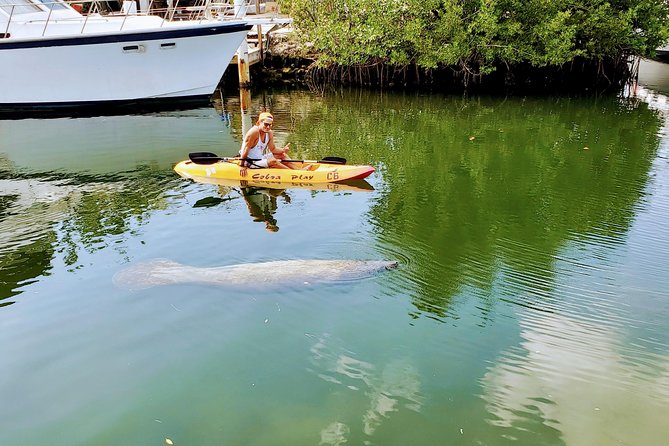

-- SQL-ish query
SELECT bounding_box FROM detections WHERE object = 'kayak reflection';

[186,177,374,232]
[242,186,287,232]
[179,174,374,192]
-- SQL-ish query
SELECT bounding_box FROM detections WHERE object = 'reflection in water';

[362,359,422,436]
[637,59,669,95]
[0,98,214,121]
[242,187,289,232]
[0,177,117,305]
[309,334,423,443]
[0,107,234,308]
[0,173,174,306]
[189,183,288,231]
[2,87,669,445]
[283,92,664,319]
[0,178,81,250]
[319,422,350,446]
[0,109,237,174]
[482,311,669,445]
[478,79,669,444]
[0,238,53,308]
[186,178,373,231]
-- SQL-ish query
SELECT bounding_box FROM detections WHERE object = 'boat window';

[34,0,68,10]
[0,0,43,14]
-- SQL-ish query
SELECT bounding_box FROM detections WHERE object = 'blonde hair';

[257,112,273,125]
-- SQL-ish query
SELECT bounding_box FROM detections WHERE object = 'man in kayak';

[239,112,295,170]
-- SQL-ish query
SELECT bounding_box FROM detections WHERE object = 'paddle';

[188,152,347,165]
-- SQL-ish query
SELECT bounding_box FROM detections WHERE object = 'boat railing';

[1,0,272,37]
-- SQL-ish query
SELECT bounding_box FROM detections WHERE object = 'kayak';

[174,158,375,184]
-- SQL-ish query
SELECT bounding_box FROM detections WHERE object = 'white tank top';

[241,128,269,159]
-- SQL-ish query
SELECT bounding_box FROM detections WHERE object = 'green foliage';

[279,0,669,75]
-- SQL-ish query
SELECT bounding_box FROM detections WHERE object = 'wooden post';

[256,0,263,64]
[237,39,251,88]
[240,88,252,145]
[235,0,251,88]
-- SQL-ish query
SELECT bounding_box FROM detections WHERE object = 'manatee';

[113,259,398,290]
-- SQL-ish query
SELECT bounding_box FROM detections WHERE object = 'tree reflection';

[284,91,663,319]
[0,237,54,308]
[0,170,173,307]
[2,91,663,319]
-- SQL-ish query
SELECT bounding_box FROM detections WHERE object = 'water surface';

[1,83,668,445]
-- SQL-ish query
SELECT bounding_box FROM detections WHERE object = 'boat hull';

[174,159,375,184]
[0,22,251,107]
[0,95,213,117]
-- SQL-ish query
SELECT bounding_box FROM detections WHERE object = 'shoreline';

[221,31,639,95]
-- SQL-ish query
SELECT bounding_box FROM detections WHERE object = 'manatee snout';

[368,260,399,271]
[384,261,399,270]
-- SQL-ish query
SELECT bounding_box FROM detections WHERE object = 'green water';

[1,85,669,446]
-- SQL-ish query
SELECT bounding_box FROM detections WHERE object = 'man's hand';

[273,143,290,160]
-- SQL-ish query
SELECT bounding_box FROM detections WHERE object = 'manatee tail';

[113,259,185,290]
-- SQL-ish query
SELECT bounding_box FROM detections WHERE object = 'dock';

[230,1,292,87]
[180,1,290,87]
[230,21,289,67]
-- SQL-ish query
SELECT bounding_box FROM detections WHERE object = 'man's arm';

[268,132,290,159]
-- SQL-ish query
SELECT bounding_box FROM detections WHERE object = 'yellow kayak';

[174,158,375,184]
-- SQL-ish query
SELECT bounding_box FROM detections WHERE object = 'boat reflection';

[638,58,669,94]
[0,97,214,120]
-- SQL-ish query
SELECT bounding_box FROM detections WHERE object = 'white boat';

[656,44,669,63]
[0,0,252,111]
